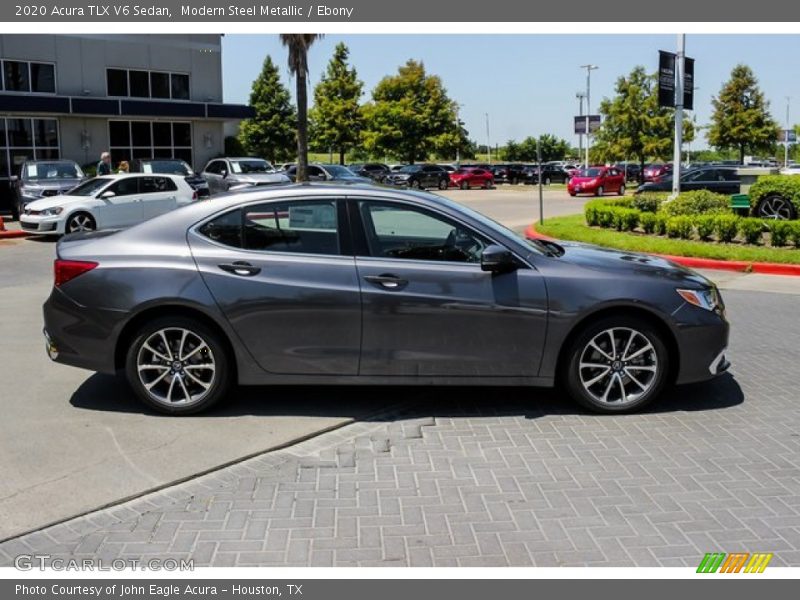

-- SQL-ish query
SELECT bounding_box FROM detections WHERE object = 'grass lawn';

[535,214,800,265]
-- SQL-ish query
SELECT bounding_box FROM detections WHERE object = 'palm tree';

[280,34,322,182]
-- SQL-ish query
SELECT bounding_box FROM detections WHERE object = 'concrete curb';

[0,230,30,239]
[525,222,800,277]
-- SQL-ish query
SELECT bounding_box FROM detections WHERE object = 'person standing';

[97,151,112,176]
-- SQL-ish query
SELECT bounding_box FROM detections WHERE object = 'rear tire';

[125,316,231,415]
[755,194,796,220]
[544,177,551,185]
[618,184,626,196]
[561,316,669,414]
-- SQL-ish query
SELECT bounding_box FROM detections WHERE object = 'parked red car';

[449,167,494,190]
[643,163,673,182]
[567,166,626,197]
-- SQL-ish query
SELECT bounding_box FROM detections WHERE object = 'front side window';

[108,178,140,197]
[359,201,487,263]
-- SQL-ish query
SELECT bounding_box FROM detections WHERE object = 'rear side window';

[140,176,177,193]
[197,201,339,256]
[243,201,338,254]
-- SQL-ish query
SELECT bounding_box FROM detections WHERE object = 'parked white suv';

[19,173,197,236]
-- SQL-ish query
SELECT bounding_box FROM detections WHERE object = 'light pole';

[786,97,791,168]
[576,92,586,164]
[580,65,598,168]
[454,103,464,166]
[485,112,491,164]
[671,34,685,198]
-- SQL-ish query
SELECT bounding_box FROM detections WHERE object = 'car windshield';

[579,168,602,177]
[456,169,474,174]
[141,160,193,175]
[23,162,83,181]
[230,159,273,174]
[399,165,421,173]
[68,177,113,196]
[325,165,356,177]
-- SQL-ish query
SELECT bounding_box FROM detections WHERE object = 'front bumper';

[20,215,60,234]
[673,311,730,385]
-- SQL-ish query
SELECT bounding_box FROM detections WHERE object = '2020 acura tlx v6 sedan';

[43,184,730,415]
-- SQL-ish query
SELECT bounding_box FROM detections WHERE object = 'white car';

[20,173,197,236]
[779,165,800,176]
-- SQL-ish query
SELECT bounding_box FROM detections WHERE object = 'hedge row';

[585,202,800,247]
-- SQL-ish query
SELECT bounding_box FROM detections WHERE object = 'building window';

[109,120,192,167]
[0,60,55,94]
[0,117,60,179]
[106,68,191,101]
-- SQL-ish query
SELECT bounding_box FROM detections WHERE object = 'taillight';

[192,190,198,201]
[54,259,98,287]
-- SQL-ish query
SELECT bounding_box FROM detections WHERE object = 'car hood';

[570,176,599,184]
[23,178,83,191]
[551,240,710,286]
[25,194,87,211]
[232,173,290,184]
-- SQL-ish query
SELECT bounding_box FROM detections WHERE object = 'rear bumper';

[42,286,124,374]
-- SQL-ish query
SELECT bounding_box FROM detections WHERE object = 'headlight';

[21,186,44,197]
[677,287,720,312]
[40,207,64,216]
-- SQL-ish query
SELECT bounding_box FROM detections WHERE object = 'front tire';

[65,212,96,234]
[125,317,231,415]
[755,194,796,220]
[438,178,449,190]
[618,184,626,196]
[595,186,605,197]
[460,180,469,190]
[561,316,669,414]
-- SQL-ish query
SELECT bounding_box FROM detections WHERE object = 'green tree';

[502,140,522,162]
[309,43,363,165]
[361,60,462,163]
[708,64,779,165]
[280,34,323,181]
[592,66,694,172]
[237,55,296,163]
[535,134,570,162]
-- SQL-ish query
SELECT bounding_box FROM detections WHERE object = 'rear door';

[140,175,177,219]
[189,197,361,375]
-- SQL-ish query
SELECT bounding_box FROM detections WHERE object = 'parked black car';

[636,167,741,195]
[383,164,450,190]
[614,163,642,183]
[129,159,210,198]
[348,163,391,182]
[523,164,571,185]
[491,164,528,184]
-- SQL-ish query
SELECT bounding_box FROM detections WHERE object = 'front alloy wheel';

[563,317,668,413]
[66,212,96,234]
[756,195,796,220]
[126,318,230,414]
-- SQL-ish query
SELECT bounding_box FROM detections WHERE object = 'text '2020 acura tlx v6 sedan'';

[44,185,730,415]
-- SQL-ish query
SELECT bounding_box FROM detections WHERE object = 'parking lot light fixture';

[580,65,599,168]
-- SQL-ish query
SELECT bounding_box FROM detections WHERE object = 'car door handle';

[364,274,408,290]
[218,261,261,276]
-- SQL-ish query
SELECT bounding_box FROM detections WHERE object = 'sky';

[221,34,800,151]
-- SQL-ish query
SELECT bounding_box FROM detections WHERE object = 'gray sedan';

[43,185,729,415]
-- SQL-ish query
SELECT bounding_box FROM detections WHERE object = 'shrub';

[769,220,791,247]
[632,192,668,213]
[655,213,668,236]
[714,214,739,243]
[695,214,716,241]
[739,218,766,245]
[789,222,800,248]
[749,175,800,214]
[613,208,640,232]
[584,201,600,226]
[639,212,658,234]
[660,190,731,217]
[666,215,694,239]
[596,206,615,228]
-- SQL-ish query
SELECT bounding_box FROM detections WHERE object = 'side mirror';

[220,169,228,178]
[481,244,516,273]
[99,191,115,199]
[10,175,19,183]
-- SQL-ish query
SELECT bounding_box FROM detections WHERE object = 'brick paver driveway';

[1,289,799,568]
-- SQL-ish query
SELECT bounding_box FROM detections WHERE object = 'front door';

[189,197,361,375]
[352,198,549,377]
[94,177,143,228]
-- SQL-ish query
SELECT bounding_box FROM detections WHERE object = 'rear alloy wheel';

[595,186,605,197]
[66,212,96,234]
[562,316,669,413]
[125,317,230,415]
[756,194,796,220]
[618,184,626,196]
[544,176,551,185]
[460,180,469,190]
[483,179,492,189]
[438,178,449,190]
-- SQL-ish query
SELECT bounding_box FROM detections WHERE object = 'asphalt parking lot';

[1,188,800,567]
